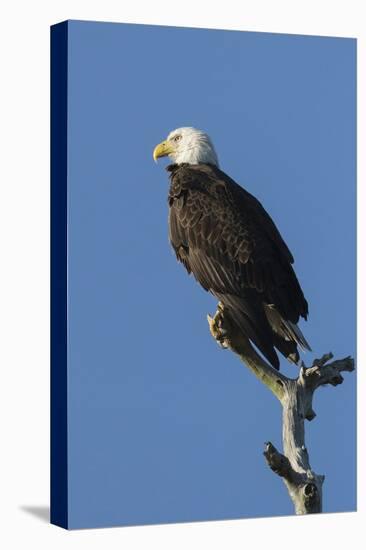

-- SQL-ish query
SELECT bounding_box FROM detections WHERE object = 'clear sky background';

[66,20,356,528]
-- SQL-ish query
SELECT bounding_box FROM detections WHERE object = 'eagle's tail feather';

[264,303,311,364]
[216,293,280,370]
[284,320,312,352]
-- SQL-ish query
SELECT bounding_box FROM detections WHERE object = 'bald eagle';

[153,127,310,370]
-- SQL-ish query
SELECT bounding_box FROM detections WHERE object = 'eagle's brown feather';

[167,162,310,369]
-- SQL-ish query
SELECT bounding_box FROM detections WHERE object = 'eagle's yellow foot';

[207,302,229,349]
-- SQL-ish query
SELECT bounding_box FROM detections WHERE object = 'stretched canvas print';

[51,20,356,529]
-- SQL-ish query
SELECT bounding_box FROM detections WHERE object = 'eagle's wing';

[169,165,306,316]
[220,171,309,321]
[228,179,294,265]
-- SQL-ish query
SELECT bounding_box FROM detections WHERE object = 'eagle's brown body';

[167,162,310,369]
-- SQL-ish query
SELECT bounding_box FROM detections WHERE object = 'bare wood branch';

[263,442,299,482]
[300,354,355,390]
[207,302,355,515]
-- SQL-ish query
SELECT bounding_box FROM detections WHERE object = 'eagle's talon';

[207,310,229,348]
[215,330,229,349]
[217,340,229,349]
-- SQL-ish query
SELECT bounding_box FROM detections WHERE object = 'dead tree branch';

[207,302,355,515]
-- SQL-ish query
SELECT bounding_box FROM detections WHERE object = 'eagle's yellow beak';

[153,140,175,163]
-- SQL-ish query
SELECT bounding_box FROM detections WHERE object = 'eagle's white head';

[153,127,219,167]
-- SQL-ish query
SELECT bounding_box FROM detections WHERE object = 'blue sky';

[65,20,356,528]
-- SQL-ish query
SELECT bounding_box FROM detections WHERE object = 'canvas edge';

[50,20,69,530]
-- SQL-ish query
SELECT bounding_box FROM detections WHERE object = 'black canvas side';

[50,20,68,529]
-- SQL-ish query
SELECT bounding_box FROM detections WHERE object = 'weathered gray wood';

[207,303,354,515]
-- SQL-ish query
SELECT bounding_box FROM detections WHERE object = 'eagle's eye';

[173,135,181,143]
